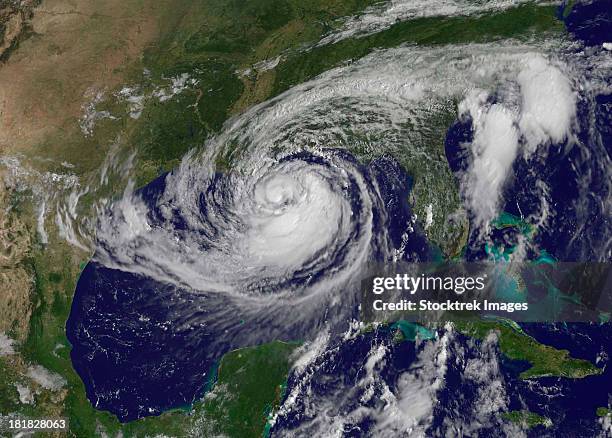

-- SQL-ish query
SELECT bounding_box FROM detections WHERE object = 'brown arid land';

[0,0,174,161]
[0,0,179,349]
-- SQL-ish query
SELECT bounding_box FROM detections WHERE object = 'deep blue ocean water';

[270,323,611,437]
[66,151,427,421]
[563,0,612,47]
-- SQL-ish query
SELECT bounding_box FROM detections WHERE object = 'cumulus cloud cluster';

[271,323,530,437]
[459,55,576,230]
[26,364,67,391]
[317,0,539,46]
[0,332,15,355]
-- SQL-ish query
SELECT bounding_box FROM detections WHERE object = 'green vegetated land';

[1,1,594,437]
[502,410,551,429]
[270,3,564,95]
[126,0,385,186]
[455,320,602,379]
[196,341,299,437]
[81,341,300,438]
[2,330,298,437]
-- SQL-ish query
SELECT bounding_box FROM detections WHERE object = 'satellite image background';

[0,0,610,436]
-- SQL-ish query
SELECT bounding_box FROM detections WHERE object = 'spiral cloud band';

[66,39,611,420]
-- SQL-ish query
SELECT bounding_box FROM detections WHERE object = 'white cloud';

[599,412,612,437]
[27,365,67,391]
[459,55,577,230]
[371,326,451,437]
[15,383,34,404]
[0,332,15,355]
[424,204,433,230]
[461,98,520,229]
[317,0,541,47]
[517,56,576,153]
[291,329,330,374]
[79,89,116,136]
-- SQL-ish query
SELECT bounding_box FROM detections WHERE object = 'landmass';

[596,407,611,417]
[2,340,299,437]
[455,320,603,379]
[502,410,551,429]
